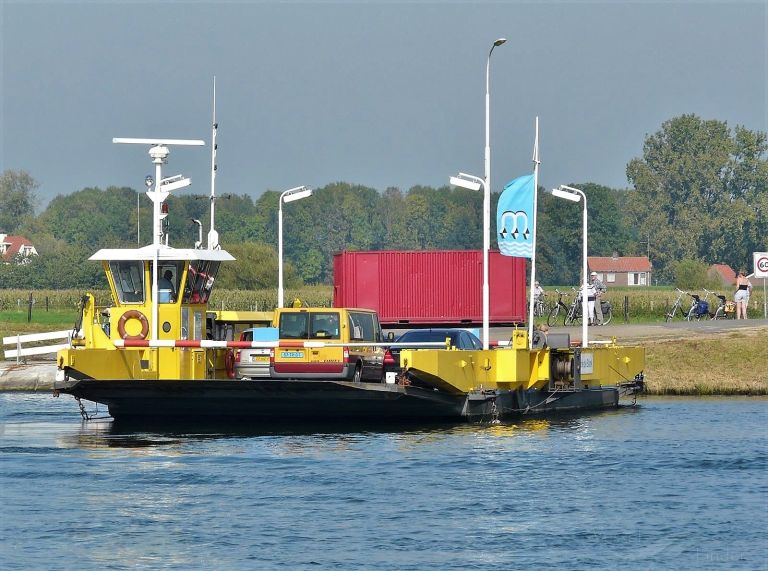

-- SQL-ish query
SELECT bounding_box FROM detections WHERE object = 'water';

[0,393,765,570]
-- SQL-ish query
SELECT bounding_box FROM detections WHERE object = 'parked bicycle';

[687,291,713,321]
[665,288,690,321]
[563,287,583,326]
[597,298,613,325]
[704,289,735,320]
[546,289,570,327]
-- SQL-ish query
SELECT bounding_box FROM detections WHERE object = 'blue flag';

[496,174,535,258]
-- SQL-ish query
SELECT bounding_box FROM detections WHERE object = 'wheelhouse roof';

[90,245,235,262]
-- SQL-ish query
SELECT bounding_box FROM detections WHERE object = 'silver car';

[234,327,276,379]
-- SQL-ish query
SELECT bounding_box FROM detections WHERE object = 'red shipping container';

[333,250,526,326]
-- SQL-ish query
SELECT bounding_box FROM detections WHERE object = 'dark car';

[383,328,483,383]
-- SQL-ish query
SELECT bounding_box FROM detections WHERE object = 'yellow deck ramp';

[400,331,644,395]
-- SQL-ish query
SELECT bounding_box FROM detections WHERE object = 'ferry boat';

[54,135,645,423]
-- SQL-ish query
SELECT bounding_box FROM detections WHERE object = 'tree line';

[1,114,765,291]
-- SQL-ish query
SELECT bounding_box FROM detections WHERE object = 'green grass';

[643,330,768,395]
[1,310,77,340]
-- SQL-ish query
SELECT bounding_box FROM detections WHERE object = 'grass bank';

[642,330,767,395]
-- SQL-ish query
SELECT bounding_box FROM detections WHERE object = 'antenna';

[208,77,220,250]
[113,138,205,146]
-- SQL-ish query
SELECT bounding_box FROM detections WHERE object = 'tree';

[36,186,141,249]
[216,241,301,290]
[627,115,768,282]
[673,258,718,290]
[0,170,38,233]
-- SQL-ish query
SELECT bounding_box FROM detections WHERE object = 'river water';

[0,393,765,570]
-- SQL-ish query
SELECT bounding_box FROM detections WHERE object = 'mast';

[208,77,220,250]
[528,117,540,347]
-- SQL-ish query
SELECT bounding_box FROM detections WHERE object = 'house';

[0,234,38,264]
[588,255,652,286]
[708,263,736,287]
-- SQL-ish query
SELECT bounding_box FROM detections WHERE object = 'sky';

[1,1,766,210]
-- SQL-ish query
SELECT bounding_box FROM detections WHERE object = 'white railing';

[2,330,72,362]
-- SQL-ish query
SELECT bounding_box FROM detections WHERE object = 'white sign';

[581,351,594,375]
[754,252,768,279]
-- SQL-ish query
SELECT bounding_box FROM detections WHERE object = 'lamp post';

[551,185,588,348]
[190,218,203,249]
[482,38,507,350]
[446,38,506,350]
[278,185,313,308]
[449,173,488,347]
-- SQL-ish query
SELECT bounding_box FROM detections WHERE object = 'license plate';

[250,355,269,363]
[280,351,304,358]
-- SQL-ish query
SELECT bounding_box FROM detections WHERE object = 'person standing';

[532,281,545,315]
[590,272,607,325]
[582,279,597,325]
[734,270,752,319]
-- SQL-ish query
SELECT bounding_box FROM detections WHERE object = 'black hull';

[55,378,619,423]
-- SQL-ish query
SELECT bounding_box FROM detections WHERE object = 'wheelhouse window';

[152,262,184,303]
[109,261,145,304]
[183,260,221,304]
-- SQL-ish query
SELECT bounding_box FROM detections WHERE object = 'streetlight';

[447,38,506,350]
[278,185,313,308]
[190,218,203,249]
[450,172,489,347]
[551,184,588,348]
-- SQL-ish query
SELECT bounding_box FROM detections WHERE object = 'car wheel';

[352,362,362,383]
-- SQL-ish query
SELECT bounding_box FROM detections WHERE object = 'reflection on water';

[1,392,765,570]
[58,409,626,452]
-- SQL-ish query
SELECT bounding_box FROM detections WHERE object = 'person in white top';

[581,278,597,325]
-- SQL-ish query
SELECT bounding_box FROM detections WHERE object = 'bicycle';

[546,289,570,327]
[685,292,710,321]
[563,287,583,326]
[597,297,613,325]
[533,294,546,318]
[665,288,690,321]
[705,289,734,320]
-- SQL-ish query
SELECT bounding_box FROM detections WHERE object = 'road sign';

[754,252,768,279]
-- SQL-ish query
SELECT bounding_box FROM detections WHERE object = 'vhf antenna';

[208,77,220,250]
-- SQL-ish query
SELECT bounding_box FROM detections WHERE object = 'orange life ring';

[117,310,149,340]
[225,349,236,379]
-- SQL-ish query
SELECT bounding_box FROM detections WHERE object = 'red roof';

[1,235,34,262]
[709,264,736,285]
[588,256,652,273]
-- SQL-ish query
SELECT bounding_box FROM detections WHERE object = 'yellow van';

[269,308,385,382]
